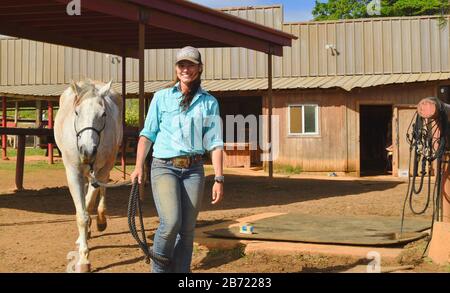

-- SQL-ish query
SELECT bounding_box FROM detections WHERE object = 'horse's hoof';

[97,221,107,232]
[75,263,91,273]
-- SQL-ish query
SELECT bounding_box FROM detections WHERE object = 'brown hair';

[168,66,203,111]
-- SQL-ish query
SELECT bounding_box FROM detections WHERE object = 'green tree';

[312,0,449,20]
[382,0,448,17]
[312,0,370,20]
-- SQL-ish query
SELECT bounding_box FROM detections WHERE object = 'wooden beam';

[47,101,54,165]
[147,9,283,56]
[138,14,146,200]
[268,53,273,178]
[15,135,25,191]
[121,56,127,180]
[2,96,7,160]
[417,97,450,222]
[138,23,145,129]
[0,127,53,136]
[0,20,138,58]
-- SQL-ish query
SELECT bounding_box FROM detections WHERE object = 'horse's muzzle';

[79,145,98,164]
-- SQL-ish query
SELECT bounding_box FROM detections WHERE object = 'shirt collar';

[172,82,206,107]
[172,82,207,95]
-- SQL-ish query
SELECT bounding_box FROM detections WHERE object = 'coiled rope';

[401,99,448,255]
[127,179,170,267]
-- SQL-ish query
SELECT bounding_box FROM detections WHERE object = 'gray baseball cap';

[176,46,202,64]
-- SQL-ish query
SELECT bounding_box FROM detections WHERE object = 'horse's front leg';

[94,168,110,232]
[85,184,100,237]
[66,166,91,273]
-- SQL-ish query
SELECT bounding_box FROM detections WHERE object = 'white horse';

[54,80,123,273]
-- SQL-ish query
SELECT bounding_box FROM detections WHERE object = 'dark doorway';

[360,105,393,176]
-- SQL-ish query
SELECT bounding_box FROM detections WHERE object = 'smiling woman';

[130,46,225,273]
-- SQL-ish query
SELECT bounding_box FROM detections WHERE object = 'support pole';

[138,14,146,200]
[417,97,450,265]
[267,53,273,178]
[2,96,7,160]
[14,101,18,149]
[35,100,42,147]
[417,97,450,223]
[47,101,54,165]
[16,135,25,191]
[121,56,127,180]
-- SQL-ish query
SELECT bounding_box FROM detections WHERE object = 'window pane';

[304,105,316,133]
[289,106,302,134]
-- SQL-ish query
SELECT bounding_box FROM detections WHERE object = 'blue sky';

[189,0,316,22]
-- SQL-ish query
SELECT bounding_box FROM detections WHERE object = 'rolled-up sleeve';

[139,94,160,142]
[203,98,224,151]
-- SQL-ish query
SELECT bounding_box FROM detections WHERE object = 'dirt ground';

[0,157,449,273]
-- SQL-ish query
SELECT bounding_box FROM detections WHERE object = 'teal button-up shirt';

[139,83,224,159]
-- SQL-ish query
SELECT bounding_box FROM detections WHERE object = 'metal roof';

[2,73,449,99]
[0,0,295,58]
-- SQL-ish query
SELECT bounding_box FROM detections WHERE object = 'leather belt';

[161,155,203,169]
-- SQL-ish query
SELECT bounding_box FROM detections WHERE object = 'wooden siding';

[1,8,449,86]
[261,82,441,172]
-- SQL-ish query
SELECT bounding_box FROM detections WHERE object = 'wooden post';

[16,135,25,191]
[417,97,450,222]
[14,101,18,149]
[47,101,54,164]
[138,13,146,200]
[121,56,127,180]
[35,100,42,147]
[2,96,7,160]
[267,53,273,178]
[417,97,450,265]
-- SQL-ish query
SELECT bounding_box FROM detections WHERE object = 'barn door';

[393,105,417,177]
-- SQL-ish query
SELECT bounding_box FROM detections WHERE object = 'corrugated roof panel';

[1,73,450,99]
[341,75,363,91]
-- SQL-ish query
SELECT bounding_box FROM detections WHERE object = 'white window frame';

[287,104,320,136]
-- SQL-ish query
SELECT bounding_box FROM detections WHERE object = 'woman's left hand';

[211,182,224,204]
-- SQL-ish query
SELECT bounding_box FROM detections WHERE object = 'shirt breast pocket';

[160,104,179,125]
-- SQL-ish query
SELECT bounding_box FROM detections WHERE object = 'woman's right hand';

[130,166,144,184]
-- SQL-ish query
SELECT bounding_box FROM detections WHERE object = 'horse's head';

[71,80,112,166]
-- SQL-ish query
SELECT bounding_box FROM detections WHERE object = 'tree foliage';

[312,0,449,20]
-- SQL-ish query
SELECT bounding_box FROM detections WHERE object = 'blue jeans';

[150,157,205,273]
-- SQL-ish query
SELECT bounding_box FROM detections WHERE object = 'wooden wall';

[262,82,443,173]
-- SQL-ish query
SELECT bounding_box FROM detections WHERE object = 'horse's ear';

[98,80,112,97]
[71,81,83,97]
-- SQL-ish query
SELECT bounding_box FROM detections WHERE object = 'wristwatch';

[214,175,224,183]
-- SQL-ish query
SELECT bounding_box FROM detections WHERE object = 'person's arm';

[211,147,223,204]
[130,136,152,184]
[131,94,159,184]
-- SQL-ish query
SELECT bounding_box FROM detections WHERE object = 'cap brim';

[176,57,200,65]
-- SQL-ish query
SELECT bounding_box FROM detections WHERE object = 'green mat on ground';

[204,213,431,246]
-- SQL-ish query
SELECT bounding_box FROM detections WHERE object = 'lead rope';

[127,179,171,267]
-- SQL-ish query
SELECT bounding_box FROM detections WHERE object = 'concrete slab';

[195,212,404,261]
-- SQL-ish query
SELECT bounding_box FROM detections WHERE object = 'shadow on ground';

[0,174,403,219]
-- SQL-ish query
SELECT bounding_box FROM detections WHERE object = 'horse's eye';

[75,111,78,116]
[102,112,107,117]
